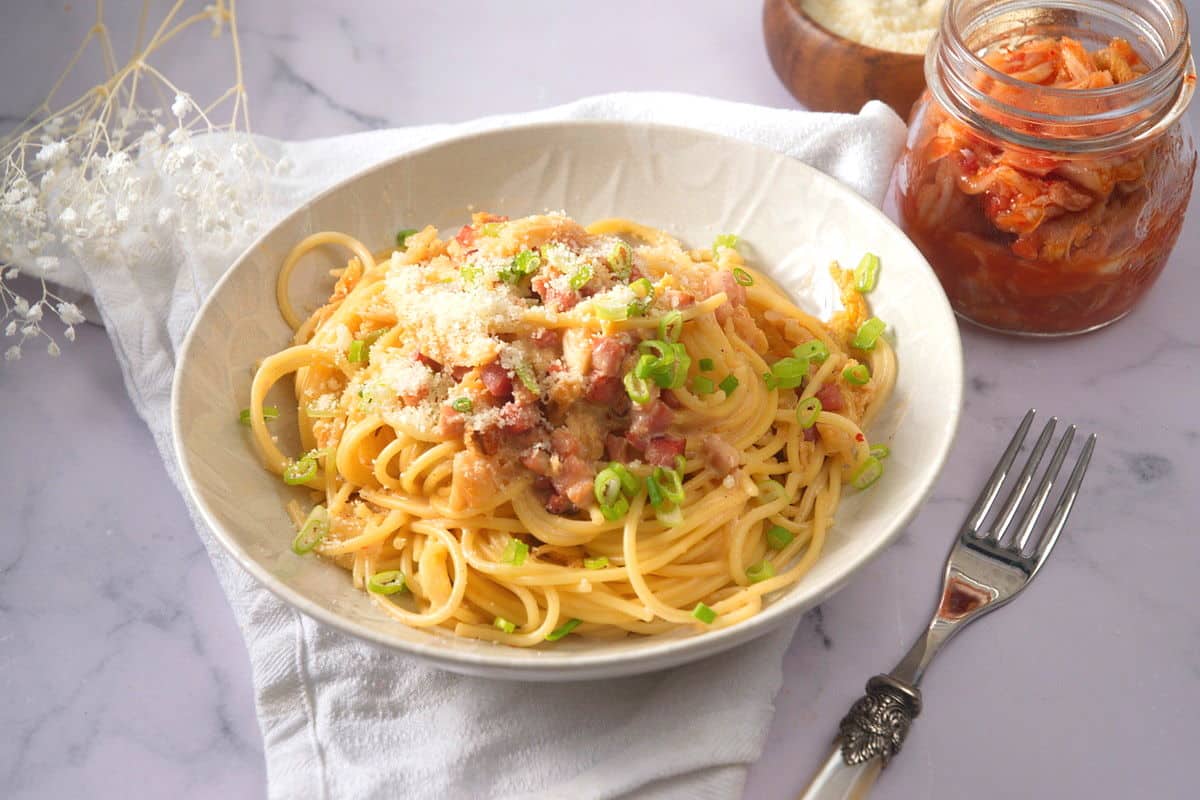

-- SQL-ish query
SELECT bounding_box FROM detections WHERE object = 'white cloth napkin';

[55,92,906,800]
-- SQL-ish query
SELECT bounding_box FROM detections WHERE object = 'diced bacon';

[803,426,819,442]
[544,493,575,514]
[644,436,686,468]
[552,454,594,508]
[532,274,580,312]
[455,225,476,247]
[660,390,682,410]
[666,289,696,309]
[398,383,429,406]
[450,365,470,381]
[480,362,513,400]
[474,212,508,224]
[498,402,540,433]
[550,427,581,459]
[416,352,442,371]
[532,475,554,493]
[628,399,674,449]
[707,269,748,324]
[585,375,625,405]
[520,446,552,476]
[470,427,501,455]
[531,327,562,349]
[815,384,845,412]
[438,405,466,438]
[605,433,632,462]
[701,434,739,475]
[591,336,629,377]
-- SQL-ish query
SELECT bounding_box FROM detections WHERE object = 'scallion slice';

[850,456,884,490]
[652,466,685,505]
[515,362,540,395]
[630,277,654,299]
[854,253,881,293]
[599,494,630,522]
[699,358,715,372]
[501,538,529,566]
[451,397,473,413]
[623,371,652,404]
[595,301,629,321]
[869,443,891,460]
[645,474,665,508]
[459,263,482,285]
[545,618,582,641]
[367,570,407,595]
[239,405,279,426]
[608,241,633,279]
[594,468,624,507]
[584,556,609,570]
[500,249,541,284]
[692,602,717,624]
[656,503,684,526]
[747,559,776,583]
[347,340,368,364]
[852,317,886,350]
[796,396,822,428]
[692,375,715,395]
[569,263,594,291]
[494,617,517,633]
[757,479,786,503]
[291,505,328,555]
[792,340,830,364]
[607,462,640,496]
[718,374,739,396]
[283,452,319,485]
[659,311,683,343]
[843,364,871,385]
[767,356,809,389]
[712,233,739,252]
[732,267,754,286]
[395,228,418,249]
[766,525,794,549]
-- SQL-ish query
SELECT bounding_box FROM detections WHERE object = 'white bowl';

[172,121,962,680]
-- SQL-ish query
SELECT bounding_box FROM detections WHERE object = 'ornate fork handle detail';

[837,675,922,767]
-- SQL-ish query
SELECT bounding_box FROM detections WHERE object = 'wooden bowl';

[763,0,928,118]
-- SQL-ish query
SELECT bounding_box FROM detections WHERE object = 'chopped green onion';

[609,241,633,278]
[767,357,809,390]
[515,362,540,395]
[792,339,830,363]
[692,375,715,395]
[656,503,684,526]
[607,462,640,496]
[367,570,407,595]
[569,263,594,291]
[623,371,652,404]
[500,249,541,284]
[852,317,886,350]
[854,253,881,293]
[747,559,776,583]
[796,396,822,428]
[651,466,685,505]
[699,358,715,372]
[347,340,368,364]
[283,452,319,485]
[501,538,529,566]
[843,364,871,385]
[395,228,418,249]
[633,339,689,389]
[851,456,884,490]
[713,233,739,252]
[451,397,473,413]
[766,525,795,549]
[594,468,624,507]
[645,474,665,508]
[630,277,653,299]
[584,556,610,570]
[659,311,683,343]
[494,617,517,633]
[595,301,629,321]
[239,405,279,426]
[546,618,582,641]
[732,267,754,286]
[479,222,503,237]
[634,352,664,381]
[460,263,482,284]
[291,505,328,555]
[599,494,630,521]
[692,602,717,624]
[718,374,739,396]
[869,443,891,460]
[757,479,787,503]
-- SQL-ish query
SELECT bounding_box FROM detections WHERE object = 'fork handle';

[797,675,923,800]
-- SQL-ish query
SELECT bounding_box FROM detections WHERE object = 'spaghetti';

[246,212,896,644]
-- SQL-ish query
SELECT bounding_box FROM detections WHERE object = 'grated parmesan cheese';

[801,0,944,54]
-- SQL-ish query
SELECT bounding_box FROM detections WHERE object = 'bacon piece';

[455,225,476,247]
[660,390,682,410]
[498,402,540,433]
[480,362,513,401]
[474,212,508,224]
[701,434,739,475]
[450,365,470,381]
[438,405,466,438]
[590,336,629,378]
[815,384,845,412]
[585,375,625,405]
[544,493,575,514]
[628,399,674,449]
[531,327,562,349]
[552,454,594,508]
[803,426,819,442]
[707,269,748,324]
[416,352,442,371]
[550,427,581,459]
[470,427,501,455]
[520,446,552,476]
[605,433,631,462]
[644,435,686,468]
[531,274,580,312]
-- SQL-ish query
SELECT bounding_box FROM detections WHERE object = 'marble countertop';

[3,2,1198,798]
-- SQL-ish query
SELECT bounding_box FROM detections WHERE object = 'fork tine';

[964,408,1036,535]
[1031,433,1097,570]
[1010,426,1075,552]
[986,417,1056,543]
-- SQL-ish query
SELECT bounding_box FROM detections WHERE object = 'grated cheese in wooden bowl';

[801,0,945,55]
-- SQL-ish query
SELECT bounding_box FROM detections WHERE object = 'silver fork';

[798,409,1096,800]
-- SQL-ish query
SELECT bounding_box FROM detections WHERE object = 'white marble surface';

[2,1,1198,798]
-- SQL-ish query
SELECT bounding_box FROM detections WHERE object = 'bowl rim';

[781,0,927,61]
[170,118,963,677]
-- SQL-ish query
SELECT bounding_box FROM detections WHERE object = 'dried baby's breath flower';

[0,0,274,362]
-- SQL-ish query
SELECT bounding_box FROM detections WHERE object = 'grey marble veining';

[1,1,1198,798]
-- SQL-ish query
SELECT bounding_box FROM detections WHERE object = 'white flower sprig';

[0,0,278,362]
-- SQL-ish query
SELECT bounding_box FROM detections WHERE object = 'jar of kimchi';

[896,0,1196,335]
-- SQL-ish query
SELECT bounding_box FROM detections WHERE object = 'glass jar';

[895,0,1196,336]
